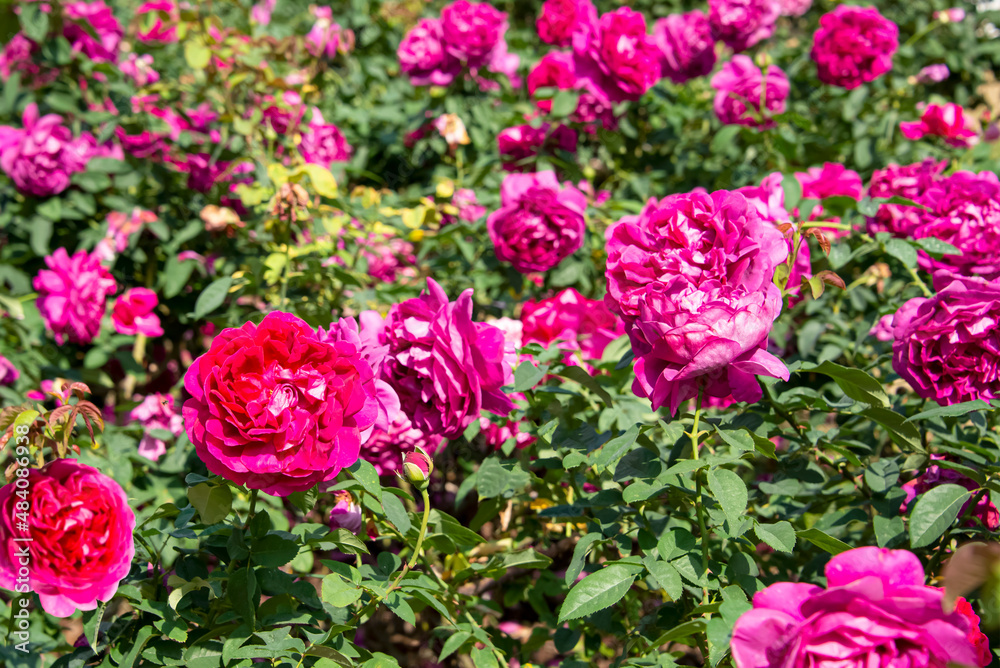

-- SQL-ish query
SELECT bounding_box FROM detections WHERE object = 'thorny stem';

[690,388,710,605]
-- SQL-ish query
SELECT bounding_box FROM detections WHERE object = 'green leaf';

[715,428,755,453]
[754,521,796,553]
[301,163,338,198]
[382,493,411,535]
[909,484,971,548]
[477,457,533,499]
[228,567,257,627]
[184,41,211,69]
[799,360,889,408]
[188,483,233,525]
[782,173,802,212]
[558,364,613,404]
[193,276,233,318]
[592,424,640,472]
[513,361,545,392]
[557,563,643,622]
[905,400,991,422]
[565,533,602,586]
[87,157,131,174]
[644,558,683,600]
[385,592,416,624]
[19,3,49,42]
[321,574,362,607]
[884,238,918,268]
[707,468,748,528]
[862,407,924,451]
[864,459,900,494]
[914,237,960,257]
[438,631,473,662]
[81,600,109,650]
[348,459,382,504]
[796,528,852,554]
[251,534,300,567]
[648,619,707,648]
[550,90,580,118]
[874,515,906,548]
[471,647,500,668]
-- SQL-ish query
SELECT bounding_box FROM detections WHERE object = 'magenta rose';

[708,0,779,52]
[112,288,163,338]
[34,248,117,346]
[328,491,364,534]
[653,11,717,84]
[536,0,597,46]
[63,1,123,63]
[0,354,19,386]
[911,170,1000,283]
[0,103,94,197]
[129,393,184,462]
[865,158,946,237]
[398,18,460,87]
[183,312,397,496]
[812,5,898,90]
[891,273,1000,405]
[901,102,977,146]
[497,123,578,172]
[136,1,179,42]
[572,7,661,103]
[300,108,353,167]
[362,415,445,476]
[522,288,625,367]
[711,56,789,128]
[487,171,587,273]
[440,1,508,67]
[796,162,863,201]
[527,52,617,129]
[731,547,991,668]
[0,459,136,617]
[376,278,516,440]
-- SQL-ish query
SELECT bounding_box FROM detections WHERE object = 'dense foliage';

[2,0,1000,666]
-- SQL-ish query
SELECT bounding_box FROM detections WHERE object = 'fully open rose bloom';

[398,19,460,86]
[866,159,946,237]
[891,273,1000,405]
[300,108,353,167]
[606,191,789,412]
[708,0,779,52]
[911,170,1000,283]
[812,5,898,90]
[711,56,789,128]
[183,312,397,496]
[572,7,661,103]
[653,11,717,84]
[731,547,991,667]
[521,288,624,366]
[130,393,184,461]
[900,102,977,146]
[0,355,18,386]
[376,279,515,439]
[0,104,94,197]
[537,0,596,46]
[34,248,117,345]
[0,459,136,617]
[487,171,587,273]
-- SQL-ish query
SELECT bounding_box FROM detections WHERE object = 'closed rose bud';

[402,448,433,485]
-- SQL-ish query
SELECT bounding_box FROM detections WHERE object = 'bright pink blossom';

[34,248,117,345]
[572,7,661,103]
[731,547,990,668]
[0,459,136,617]
[536,0,596,47]
[112,288,163,338]
[653,11,717,84]
[136,1,179,42]
[711,56,789,128]
[900,103,977,146]
[301,108,352,167]
[811,5,898,90]
[63,1,123,62]
[129,393,184,461]
[0,104,94,197]
[0,355,18,386]
[521,288,625,366]
[865,159,947,237]
[709,0,779,52]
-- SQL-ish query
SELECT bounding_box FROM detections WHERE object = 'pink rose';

[250,0,276,25]
[129,393,184,461]
[911,170,1000,282]
[183,312,397,496]
[120,53,160,87]
[536,0,597,47]
[796,162,863,201]
[901,102,977,146]
[328,491,363,534]
[653,11,717,84]
[306,7,353,58]
[300,108,352,167]
[605,190,789,412]
[917,63,950,83]
[521,288,625,366]
[440,1,507,67]
[865,159,946,237]
[0,355,18,386]
[572,7,661,103]
[0,103,94,197]
[497,123,578,172]
[777,0,812,16]
[708,0,779,52]
[398,18,460,86]
[527,52,616,130]
[34,248,116,345]
[112,288,163,338]
[487,171,587,273]
[63,1,123,62]
[376,278,516,439]
[711,56,789,128]
[453,188,486,222]
[480,413,535,451]
[0,459,136,617]
[811,5,898,90]
[0,34,55,86]
[892,273,1000,405]
[731,547,991,668]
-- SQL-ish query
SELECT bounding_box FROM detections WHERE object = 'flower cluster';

[34,249,117,346]
[521,288,624,367]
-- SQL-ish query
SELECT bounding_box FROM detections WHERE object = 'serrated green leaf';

[909,484,971,548]
[193,276,233,318]
[592,423,640,472]
[707,468,747,528]
[558,563,642,622]
[754,521,796,553]
[321,573,362,607]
